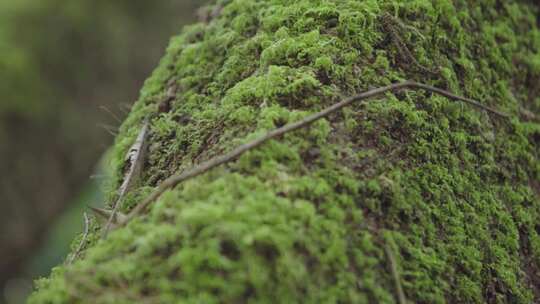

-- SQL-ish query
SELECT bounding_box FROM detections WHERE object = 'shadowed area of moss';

[29,0,540,303]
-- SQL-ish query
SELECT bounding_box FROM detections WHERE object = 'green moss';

[30,0,540,303]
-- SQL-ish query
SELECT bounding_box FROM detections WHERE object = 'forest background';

[0,1,204,303]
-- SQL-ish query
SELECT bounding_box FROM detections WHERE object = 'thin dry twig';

[103,118,150,237]
[118,102,133,114]
[385,243,408,304]
[520,107,539,122]
[97,123,119,137]
[119,120,150,196]
[362,224,407,304]
[99,105,122,123]
[113,81,508,228]
[67,212,90,265]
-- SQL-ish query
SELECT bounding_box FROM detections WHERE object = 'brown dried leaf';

[89,206,127,224]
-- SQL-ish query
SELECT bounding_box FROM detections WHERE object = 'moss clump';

[30,0,540,303]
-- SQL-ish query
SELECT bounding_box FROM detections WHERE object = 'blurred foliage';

[0,0,203,302]
[0,0,201,120]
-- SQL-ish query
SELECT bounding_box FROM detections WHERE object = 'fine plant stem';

[67,212,90,265]
[385,244,408,304]
[117,80,509,228]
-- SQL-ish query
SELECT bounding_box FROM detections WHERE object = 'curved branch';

[117,80,509,228]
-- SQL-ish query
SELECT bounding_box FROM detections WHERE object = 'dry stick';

[103,119,150,237]
[520,106,539,122]
[97,123,118,137]
[117,80,509,228]
[99,105,122,123]
[67,212,90,265]
[385,244,408,304]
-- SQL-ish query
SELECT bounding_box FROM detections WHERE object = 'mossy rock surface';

[29,0,540,303]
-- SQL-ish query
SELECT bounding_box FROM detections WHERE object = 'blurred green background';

[0,1,204,303]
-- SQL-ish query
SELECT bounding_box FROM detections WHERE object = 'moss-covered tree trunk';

[30,0,540,303]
